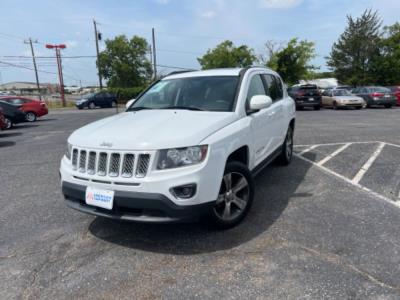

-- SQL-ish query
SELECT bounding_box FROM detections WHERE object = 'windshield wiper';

[163,106,204,111]
[128,106,153,111]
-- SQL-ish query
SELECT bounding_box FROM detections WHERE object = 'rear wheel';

[88,102,96,109]
[333,102,338,110]
[209,161,254,229]
[111,100,117,108]
[25,112,37,122]
[4,117,12,129]
[277,125,294,165]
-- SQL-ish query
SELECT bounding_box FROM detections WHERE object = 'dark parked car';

[0,96,48,122]
[287,84,321,110]
[0,100,26,129]
[352,86,397,108]
[387,86,400,106]
[75,92,117,109]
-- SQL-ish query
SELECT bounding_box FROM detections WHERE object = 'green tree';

[371,23,400,85]
[197,40,256,69]
[268,38,316,85]
[98,35,152,88]
[327,9,382,85]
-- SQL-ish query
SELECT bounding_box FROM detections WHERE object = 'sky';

[0,0,399,87]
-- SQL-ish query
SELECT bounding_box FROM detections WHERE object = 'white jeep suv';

[60,67,295,228]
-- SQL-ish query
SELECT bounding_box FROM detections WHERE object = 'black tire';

[314,105,321,110]
[277,125,294,165]
[111,100,117,108]
[78,107,83,110]
[88,102,96,109]
[296,106,303,111]
[208,161,254,229]
[384,104,392,108]
[25,112,37,122]
[356,106,362,110]
[4,117,12,129]
[333,102,338,110]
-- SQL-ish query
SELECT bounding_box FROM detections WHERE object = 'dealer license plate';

[85,186,114,210]
[308,97,314,101]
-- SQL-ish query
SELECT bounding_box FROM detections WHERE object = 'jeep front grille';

[71,148,151,178]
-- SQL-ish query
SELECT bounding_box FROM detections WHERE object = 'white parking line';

[352,142,385,184]
[294,153,400,208]
[316,143,351,166]
[294,141,379,148]
[298,145,318,156]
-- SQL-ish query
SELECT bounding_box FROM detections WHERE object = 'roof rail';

[165,69,197,77]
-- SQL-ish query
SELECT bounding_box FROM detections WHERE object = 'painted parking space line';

[294,140,400,207]
[294,153,400,208]
[351,142,385,184]
[298,145,318,156]
[316,143,351,166]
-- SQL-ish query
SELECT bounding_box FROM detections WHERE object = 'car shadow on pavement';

[0,141,16,148]
[89,154,315,254]
[14,124,40,129]
[0,132,22,138]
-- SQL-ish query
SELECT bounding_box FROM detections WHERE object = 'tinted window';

[372,87,391,93]
[131,76,239,112]
[263,74,283,101]
[333,89,352,96]
[246,75,266,100]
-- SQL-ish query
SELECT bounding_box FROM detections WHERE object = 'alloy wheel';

[214,172,250,221]
[4,118,12,129]
[25,112,36,122]
[286,127,293,160]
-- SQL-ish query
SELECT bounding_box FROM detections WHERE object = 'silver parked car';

[322,89,364,110]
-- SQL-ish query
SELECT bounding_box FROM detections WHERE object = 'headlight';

[157,145,208,170]
[66,143,72,160]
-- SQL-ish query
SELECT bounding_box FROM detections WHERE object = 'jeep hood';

[69,110,238,150]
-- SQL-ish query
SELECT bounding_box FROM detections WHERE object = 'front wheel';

[384,104,392,108]
[25,112,37,122]
[208,162,254,229]
[88,102,96,109]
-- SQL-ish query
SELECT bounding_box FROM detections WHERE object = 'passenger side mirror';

[248,95,272,113]
[125,98,136,109]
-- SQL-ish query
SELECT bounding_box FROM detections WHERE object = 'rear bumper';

[62,181,215,223]
[295,97,321,107]
[37,108,48,117]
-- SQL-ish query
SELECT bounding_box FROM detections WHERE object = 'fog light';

[171,184,197,199]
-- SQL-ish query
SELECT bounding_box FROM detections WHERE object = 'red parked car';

[0,107,6,130]
[388,86,400,106]
[0,96,48,122]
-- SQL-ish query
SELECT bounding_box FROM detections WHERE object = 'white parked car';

[60,67,296,228]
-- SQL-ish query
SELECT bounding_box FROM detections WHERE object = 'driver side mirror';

[125,98,136,109]
[248,95,272,113]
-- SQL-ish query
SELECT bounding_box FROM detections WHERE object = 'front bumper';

[368,99,397,106]
[62,181,214,222]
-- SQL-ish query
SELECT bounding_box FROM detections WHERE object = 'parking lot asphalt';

[1,107,400,299]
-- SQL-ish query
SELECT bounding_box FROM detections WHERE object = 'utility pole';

[148,45,153,67]
[25,38,41,100]
[152,28,157,80]
[93,19,103,90]
[46,44,67,107]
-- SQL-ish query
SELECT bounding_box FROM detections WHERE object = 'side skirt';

[251,145,282,177]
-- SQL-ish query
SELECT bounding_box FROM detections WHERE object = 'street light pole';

[46,44,67,107]
[93,19,103,90]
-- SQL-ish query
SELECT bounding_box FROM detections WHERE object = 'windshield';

[333,89,352,96]
[129,76,239,112]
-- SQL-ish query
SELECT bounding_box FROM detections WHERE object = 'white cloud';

[201,10,217,19]
[260,0,303,9]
